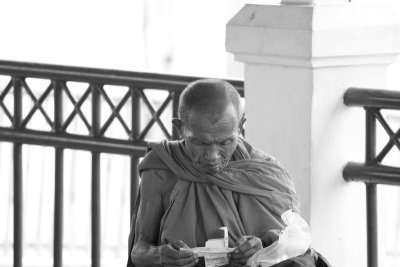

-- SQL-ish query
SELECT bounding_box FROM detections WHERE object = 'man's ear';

[172,118,183,138]
[238,116,246,134]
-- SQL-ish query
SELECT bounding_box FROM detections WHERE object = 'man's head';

[172,79,245,174]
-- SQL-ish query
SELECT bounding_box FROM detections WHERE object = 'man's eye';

[192,140,205,145]
[221,139,233,145]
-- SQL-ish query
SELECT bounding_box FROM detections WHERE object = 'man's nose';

[204,144,220,161]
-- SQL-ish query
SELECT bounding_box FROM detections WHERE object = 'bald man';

[127,79,320,267]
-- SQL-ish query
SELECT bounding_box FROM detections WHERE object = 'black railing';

[343,87,400,267]
[0,60,244,267]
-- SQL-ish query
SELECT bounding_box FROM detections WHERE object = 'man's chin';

[199,164,223,174]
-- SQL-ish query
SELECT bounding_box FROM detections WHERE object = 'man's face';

[179,105,240,174]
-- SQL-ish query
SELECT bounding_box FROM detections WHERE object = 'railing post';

[130,87,140,219]
[91,83,101,267]
[13,77,23,267]
[366,108,378,267]
[54,80,64,267]
[172,91,180,140]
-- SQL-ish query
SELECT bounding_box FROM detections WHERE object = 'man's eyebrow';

[190,137,216,144]
[188,137,206,142]
[188,136,234,143]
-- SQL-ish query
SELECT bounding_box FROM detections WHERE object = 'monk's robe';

[137,138,300,248]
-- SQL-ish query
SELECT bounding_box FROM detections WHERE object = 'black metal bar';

[0,79,14,123]
[61,84,92,133]
[367,183,378,267]
[20,79,54,128]
[0,78,12,100]
[91,84,101,267]
[130,157,140,220]
[344,88,400,110]
[139,91,173,140]
[130,87,140,219]
[375,111,394,137]
[374,140,394,164]
[366,109,377,163]
[0,127,147,156]
[54,81,64,267]
[375,112,400,153]
[13,144,22,267]
[13,77,23,267]
[138,90,171,140]
[54,148,64,267]
[0,98,13,123]
[0,60,244,94]
[172,91,180,140]
[131,87,141,141]
[92,151,101,267]
[366,108,378,267]
[343,162,400,185]
[99,87,131,136]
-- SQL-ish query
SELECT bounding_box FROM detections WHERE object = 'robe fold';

[138,138,300,248]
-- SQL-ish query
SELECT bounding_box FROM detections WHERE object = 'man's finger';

[229,245,259,260]
[161,244,194,260]
[229,236,262,265]
[235,236,248,246]
[234,236,262,253]
[171,240,190,250]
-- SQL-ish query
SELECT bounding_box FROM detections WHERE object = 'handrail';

[344,87,400,110]
[0,60,244,95]
[343,88,400,186]
[343,162,400,185]
[0,127,148,155]
[343,87,400,267]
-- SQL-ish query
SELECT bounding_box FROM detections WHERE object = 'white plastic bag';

[247,210,312,267]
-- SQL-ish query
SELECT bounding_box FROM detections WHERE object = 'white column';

[226,2,400,266]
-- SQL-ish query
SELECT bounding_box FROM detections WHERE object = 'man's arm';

[131,170,197,267]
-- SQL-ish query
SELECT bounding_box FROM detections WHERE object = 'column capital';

[226,3,400,68]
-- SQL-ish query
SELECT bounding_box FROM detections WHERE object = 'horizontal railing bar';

[0,60,244,96]
[0,127,147,156]
[344,88,400,110]
[343,162,400,186]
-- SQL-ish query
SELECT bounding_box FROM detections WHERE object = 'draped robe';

[137,138,300,248]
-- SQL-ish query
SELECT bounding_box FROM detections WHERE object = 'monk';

[127,79,324,267]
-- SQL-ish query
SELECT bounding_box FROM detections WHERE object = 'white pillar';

[226,2,400,266]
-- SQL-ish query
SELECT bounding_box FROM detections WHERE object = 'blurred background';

[0,0,399,266]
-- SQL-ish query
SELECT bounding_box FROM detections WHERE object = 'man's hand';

[228,235,262,266]
[262,229,280,247]
[160,240,198,267]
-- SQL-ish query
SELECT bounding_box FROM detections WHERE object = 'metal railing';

[0,60,244,267]
[343,87,400,267]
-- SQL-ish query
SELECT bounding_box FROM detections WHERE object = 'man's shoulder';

[139,149,177,190]
[138,147,168,172]
[240,138,278,163]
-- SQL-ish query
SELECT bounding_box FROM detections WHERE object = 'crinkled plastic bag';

[247,210,312,267]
